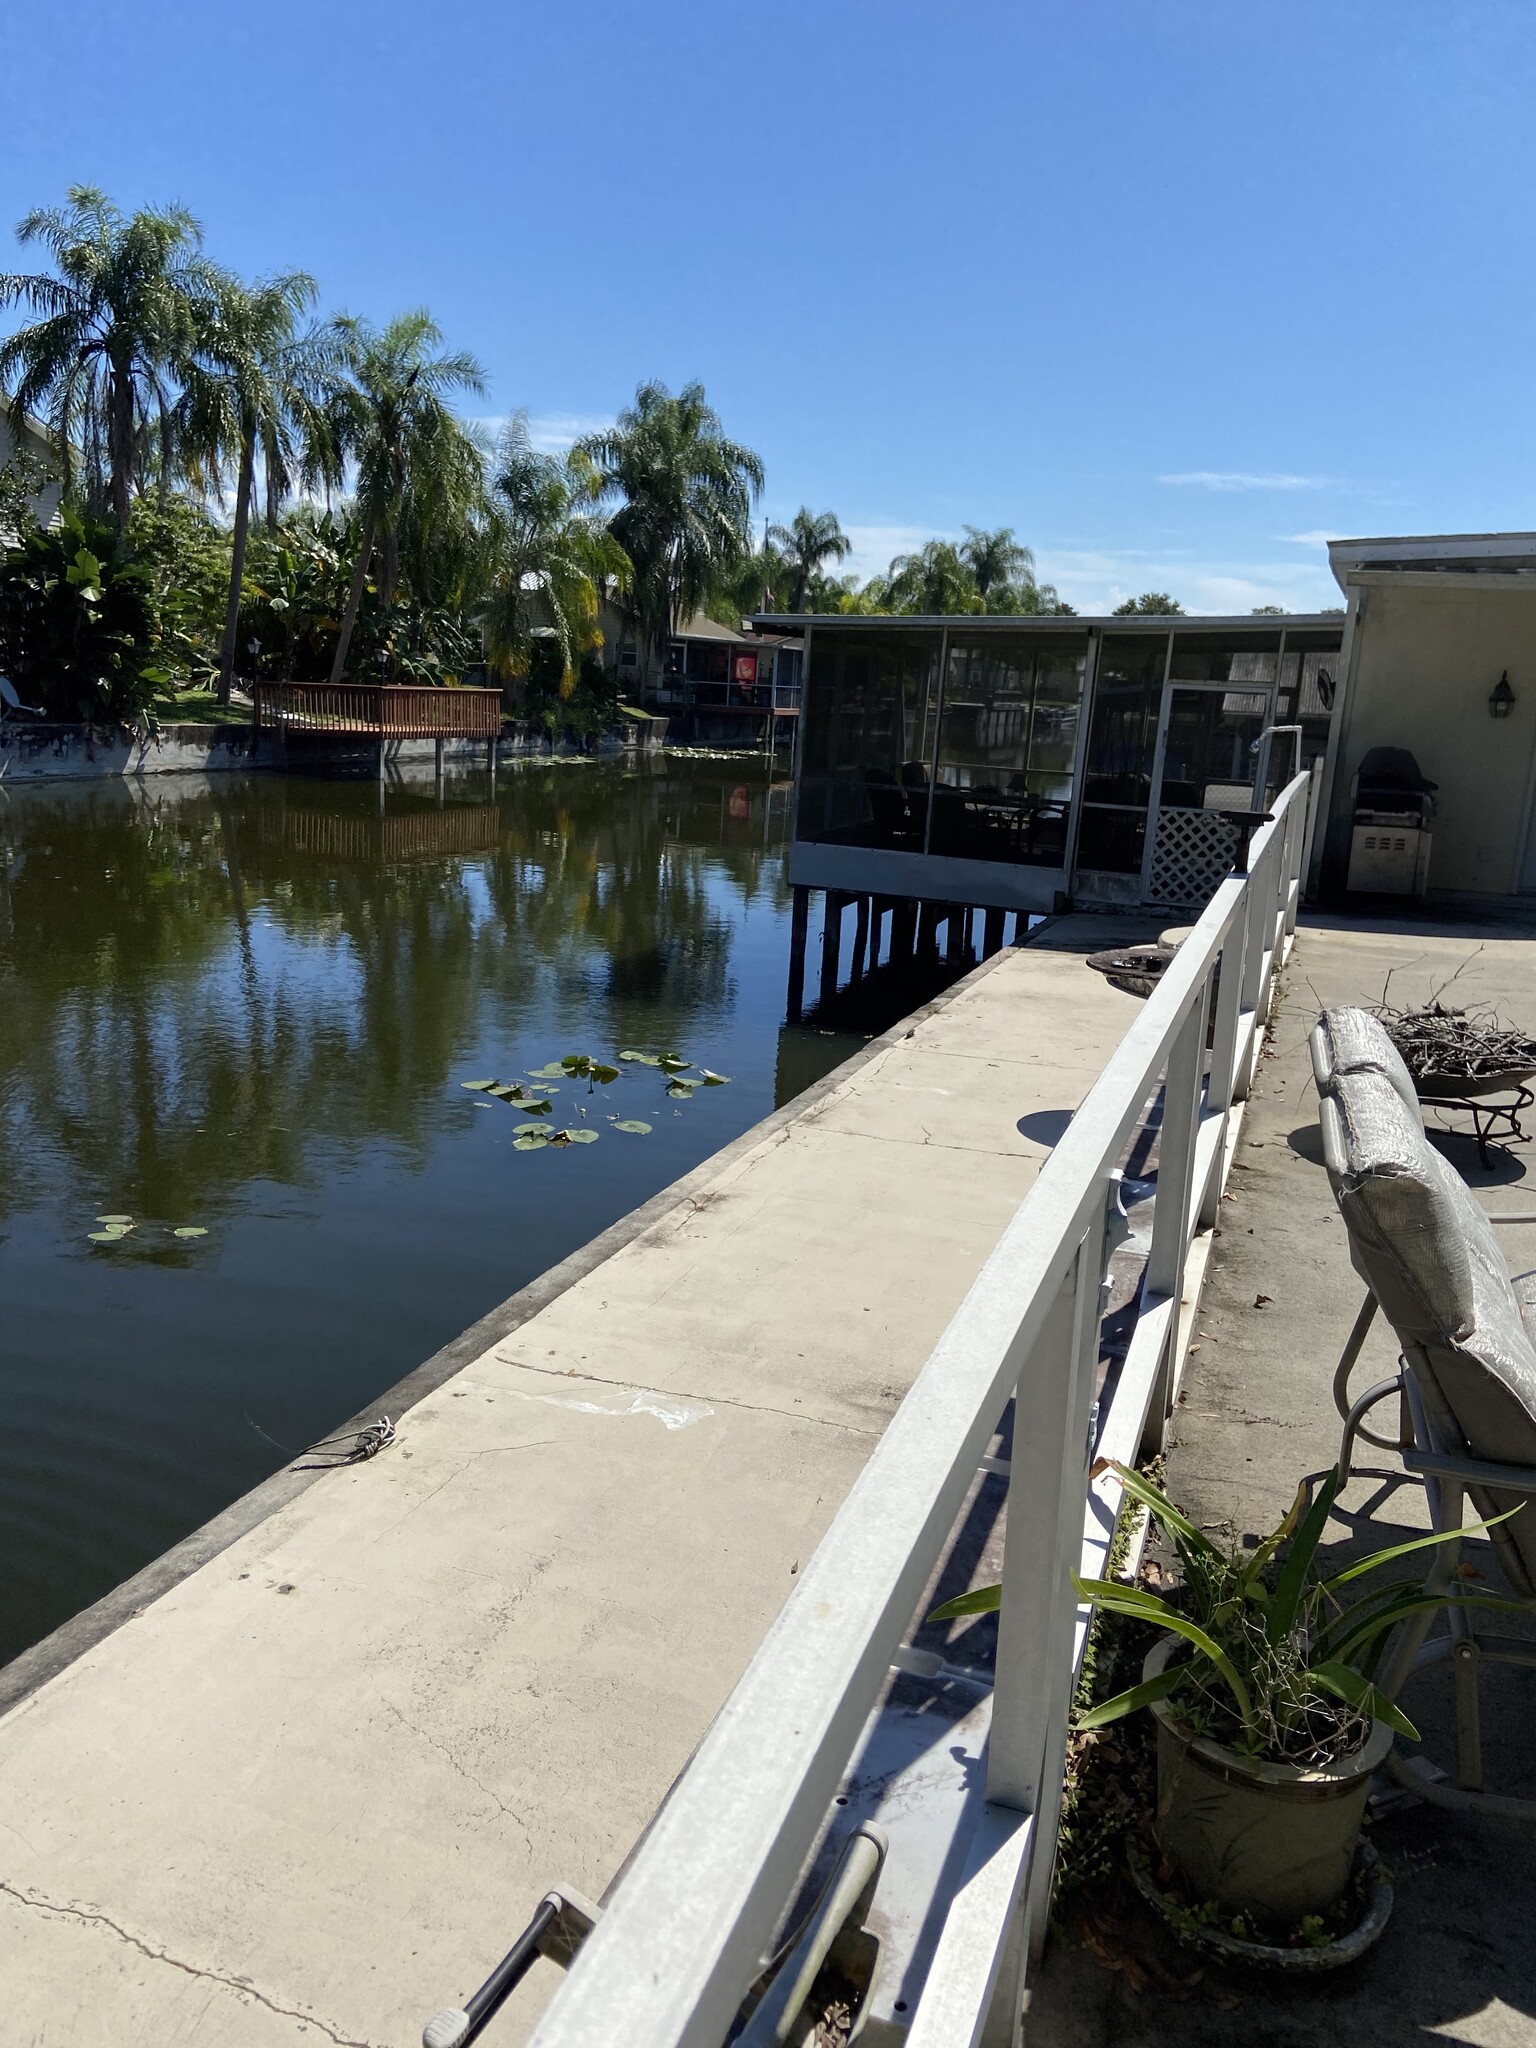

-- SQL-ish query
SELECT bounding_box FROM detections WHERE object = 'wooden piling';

[851,895,870,982]
[787,886,810,1021]
[982,908,1005,959]
[820,890,846,1004]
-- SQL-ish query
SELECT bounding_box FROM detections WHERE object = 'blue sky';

[4,1,1534,613]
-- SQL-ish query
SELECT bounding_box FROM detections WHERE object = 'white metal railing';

[522,772,1314,2048]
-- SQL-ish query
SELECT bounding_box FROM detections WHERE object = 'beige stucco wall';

[1326,576,1536,897]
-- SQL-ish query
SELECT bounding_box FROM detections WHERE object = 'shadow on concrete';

[1018,1108,1075,1148]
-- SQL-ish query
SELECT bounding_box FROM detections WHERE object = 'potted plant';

[933,1463,1514,1927]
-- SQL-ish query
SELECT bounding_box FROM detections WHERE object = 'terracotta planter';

[1143,1636,1395,1923]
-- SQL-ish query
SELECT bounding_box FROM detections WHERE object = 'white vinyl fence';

[525,772,1314,2048]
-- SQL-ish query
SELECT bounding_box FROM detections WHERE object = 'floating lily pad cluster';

[86,1213,208,1246]
[460,1049,730,1154]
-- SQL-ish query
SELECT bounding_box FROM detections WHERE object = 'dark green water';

[0,758,882,1667]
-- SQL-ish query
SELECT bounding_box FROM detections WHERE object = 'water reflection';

[0,759,839,1663]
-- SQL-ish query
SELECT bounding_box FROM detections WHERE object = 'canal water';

[1,758,926,1667]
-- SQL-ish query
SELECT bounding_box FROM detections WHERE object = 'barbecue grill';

[1347,744,1436,895]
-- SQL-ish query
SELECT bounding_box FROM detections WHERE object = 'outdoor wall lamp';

[1490,670,1517,718]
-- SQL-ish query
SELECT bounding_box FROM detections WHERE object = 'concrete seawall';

[0,720,663,782]
[0,917,1158,2046]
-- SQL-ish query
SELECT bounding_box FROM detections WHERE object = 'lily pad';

[513,1133,549,1151]
[589,1063,620,1085]
[699,1070,731,1086]
[488,1083,524,1100]
[527,1062,568,1079]
[460,1079,498,1091]
[658,1055,691,1074]
[564,1128,600,1144]
[87,1228,130,1243]
[513,1121,553,1135]
[560,1054,591,1075]
[96,1213,133,1224]
[612,1119,653,1135]
[173,1226,208,1239]
[619,1051,661,1065]
[666,1079,698,1097]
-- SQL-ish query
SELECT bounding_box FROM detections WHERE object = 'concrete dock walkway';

[1029,911,1536,2048]
[0,917,1156,2048]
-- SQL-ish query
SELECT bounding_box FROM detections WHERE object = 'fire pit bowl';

[1086,944,1178,998]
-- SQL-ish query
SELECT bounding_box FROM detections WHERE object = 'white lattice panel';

[1147,807,1239,910]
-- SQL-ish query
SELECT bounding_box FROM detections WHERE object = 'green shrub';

[0,508,163,725]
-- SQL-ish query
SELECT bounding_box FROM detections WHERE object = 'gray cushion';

[1321,1064,1536,1598]
[1311,1005,1423,1125]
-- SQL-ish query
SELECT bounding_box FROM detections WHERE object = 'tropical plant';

[483,416,630,696]
[1113,591,1184,616]
[125,493,232,689]
[766,507,850,613]
[932,1462,1519,1765]
[579,380,763,683]
[0,186,218,527]
[322,310,486,683]
[0,506,161,722]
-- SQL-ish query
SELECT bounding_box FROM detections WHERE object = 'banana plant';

[931,1462,1523,1761]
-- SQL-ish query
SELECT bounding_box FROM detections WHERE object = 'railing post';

[981,1191,1109,2044]
[1283,782,1304,939]
[1141,975,1211,1454]
[1230,844,1270,1104]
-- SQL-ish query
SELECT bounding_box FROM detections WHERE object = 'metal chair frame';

[1332,1207,1536,1820]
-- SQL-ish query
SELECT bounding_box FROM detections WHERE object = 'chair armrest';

[1403,1447,1536,1494]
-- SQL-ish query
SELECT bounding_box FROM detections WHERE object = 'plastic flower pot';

[1142,1635,1395,1924]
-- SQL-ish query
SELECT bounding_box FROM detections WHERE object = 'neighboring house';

[607,608,804,750]
[0,395,63,537]
[767,608,1343,918]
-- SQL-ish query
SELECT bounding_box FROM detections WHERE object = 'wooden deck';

[253,681,503,739]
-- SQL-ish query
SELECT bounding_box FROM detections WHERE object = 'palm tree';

[323,311,485,685]
[0,186,217,528]
[960,525,1035,601]
[878,539,984,615]
[578,381,763,685]
[765,507,850,613]
[483,417,630,695]
[177,270,343,702]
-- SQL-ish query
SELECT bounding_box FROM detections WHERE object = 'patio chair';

[1312,1004,1536,1816]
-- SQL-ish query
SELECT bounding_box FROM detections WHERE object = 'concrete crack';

[0,1880,376,2045]
[376,1698,534,1857]
[499,1360,881,1438]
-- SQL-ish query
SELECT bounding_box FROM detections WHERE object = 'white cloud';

[1282,529,1342,548]
[525,411,615,453]
[1159,471,1336,492]
[468,411,615,454]
[1035,545,1339,617]
[839,523,955,583]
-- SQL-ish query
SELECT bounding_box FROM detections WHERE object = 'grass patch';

[150,687,250,723]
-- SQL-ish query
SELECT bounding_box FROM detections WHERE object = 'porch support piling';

[787,886,810,1023]
[819,890,847,1006]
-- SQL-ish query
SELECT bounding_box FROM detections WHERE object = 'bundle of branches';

[1375,1000,1536,1083]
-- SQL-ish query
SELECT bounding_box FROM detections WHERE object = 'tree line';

[0,185,1199,729]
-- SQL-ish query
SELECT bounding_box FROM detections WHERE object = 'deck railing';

[253,681,503,739]
[520,771,1315,2048]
